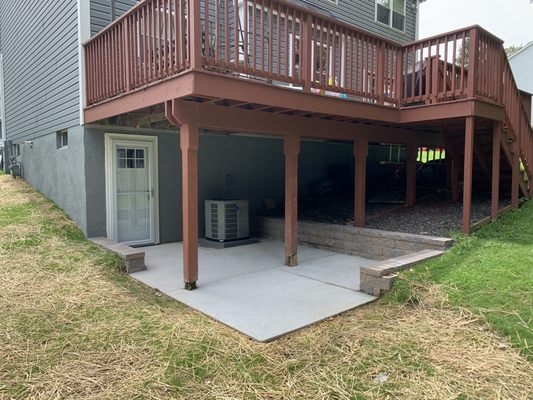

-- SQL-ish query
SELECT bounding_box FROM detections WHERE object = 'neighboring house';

[0,0,531,290]
[509,41,533,123]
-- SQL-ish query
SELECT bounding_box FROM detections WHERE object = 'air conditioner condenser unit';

[205,200,249,242]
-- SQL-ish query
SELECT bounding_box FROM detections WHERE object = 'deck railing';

[84,0,533,179]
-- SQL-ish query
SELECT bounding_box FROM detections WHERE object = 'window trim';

[375,0,406,33]
[56,130,69,150]
[12,143,20,157]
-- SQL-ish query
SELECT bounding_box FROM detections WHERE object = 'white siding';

[510,43,533,120]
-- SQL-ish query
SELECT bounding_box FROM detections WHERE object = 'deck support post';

[491,122,501,220]
[354,138,368,228]
[511,138,520,209]
[451,160,460,203]
[463,116,475,234]
[406,143,418,207]
[165,100,199,290]
[284,135,300,267]
[180,123,200,289]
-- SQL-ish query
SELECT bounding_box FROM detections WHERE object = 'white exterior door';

[105,134,159,246]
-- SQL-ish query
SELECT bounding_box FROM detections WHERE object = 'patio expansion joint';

[279,268,360,292]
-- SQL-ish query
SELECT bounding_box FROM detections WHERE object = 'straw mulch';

[0,174,532,399]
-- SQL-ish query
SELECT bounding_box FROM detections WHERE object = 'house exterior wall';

[0,0,81,144]
[292,0,417,43]
[83,126,183,241]
[0,0,419,241]
[90,0,139,35]
[20,127,88,232]
[510,43,533,121]
[83,127,356,242]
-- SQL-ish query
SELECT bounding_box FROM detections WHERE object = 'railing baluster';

[243,0,249,71]
[251,0,256,72]
[234,0,239,67]
[268,1,273,75]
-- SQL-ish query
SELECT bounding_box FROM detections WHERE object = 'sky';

[419,0,533,47]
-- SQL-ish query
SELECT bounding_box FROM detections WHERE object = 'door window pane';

[114,144,151,243]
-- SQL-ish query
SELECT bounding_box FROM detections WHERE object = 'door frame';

[104,133,160,245]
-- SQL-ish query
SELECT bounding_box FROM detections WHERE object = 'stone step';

[360,249,445,297]
[89,237,146,273]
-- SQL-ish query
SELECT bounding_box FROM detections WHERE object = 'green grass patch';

[389,201,533,358]
[0,203,36,228]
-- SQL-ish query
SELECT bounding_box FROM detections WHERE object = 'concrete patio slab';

[132,240,377,342]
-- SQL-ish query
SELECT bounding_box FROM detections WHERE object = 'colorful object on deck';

[418,147,446,164]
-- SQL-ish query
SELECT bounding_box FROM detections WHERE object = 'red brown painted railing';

[502,57,533,181]
[84,0,533,185]
[85,0,190,104]
[401,27,472,105]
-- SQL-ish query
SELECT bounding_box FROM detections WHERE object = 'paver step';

[360,249,446,296]
[89,237,146,273]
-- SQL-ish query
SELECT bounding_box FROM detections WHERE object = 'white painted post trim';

[77,0,91,126]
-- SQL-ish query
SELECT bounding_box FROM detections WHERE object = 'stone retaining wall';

[254,217,454,260]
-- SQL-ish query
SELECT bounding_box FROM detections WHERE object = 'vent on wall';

[205,200,249,242]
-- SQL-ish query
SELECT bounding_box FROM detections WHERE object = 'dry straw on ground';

[0,174,532,400]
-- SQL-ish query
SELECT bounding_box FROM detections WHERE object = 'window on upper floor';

[376,0,406,32]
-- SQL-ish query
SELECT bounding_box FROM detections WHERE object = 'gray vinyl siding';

[90,0,139,36]
[0,0,80,143]
[290,0,416,43]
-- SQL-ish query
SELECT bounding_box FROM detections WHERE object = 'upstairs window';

[376,0,405,32]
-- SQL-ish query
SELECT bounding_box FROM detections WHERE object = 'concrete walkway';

[132,240,377,342]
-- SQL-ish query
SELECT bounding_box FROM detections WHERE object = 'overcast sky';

[419,0,533,47]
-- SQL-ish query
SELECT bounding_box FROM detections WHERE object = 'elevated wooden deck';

[83,0,533,289]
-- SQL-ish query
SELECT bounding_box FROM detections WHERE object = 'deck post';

[511,137,520,209]
[445,157,452,191]
[284,135,300,267]
[188,0,203,69]
[463,116,475,234]
[165,100,200,289]
[301,14,313,92]
[406,143,417,207]
[491,122,501,220]
[354,138,368,228]
[180,122,200,289]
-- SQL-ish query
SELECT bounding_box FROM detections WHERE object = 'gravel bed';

[263,193,510,238]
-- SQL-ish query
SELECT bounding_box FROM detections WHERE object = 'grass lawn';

[0,174,532,399]
[390,201,533,360]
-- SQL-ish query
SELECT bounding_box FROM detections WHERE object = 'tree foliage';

[505,45,524,57]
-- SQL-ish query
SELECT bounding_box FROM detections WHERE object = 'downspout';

[0,53,7,172]
[77,0,91,126]
[415,0,420,40]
